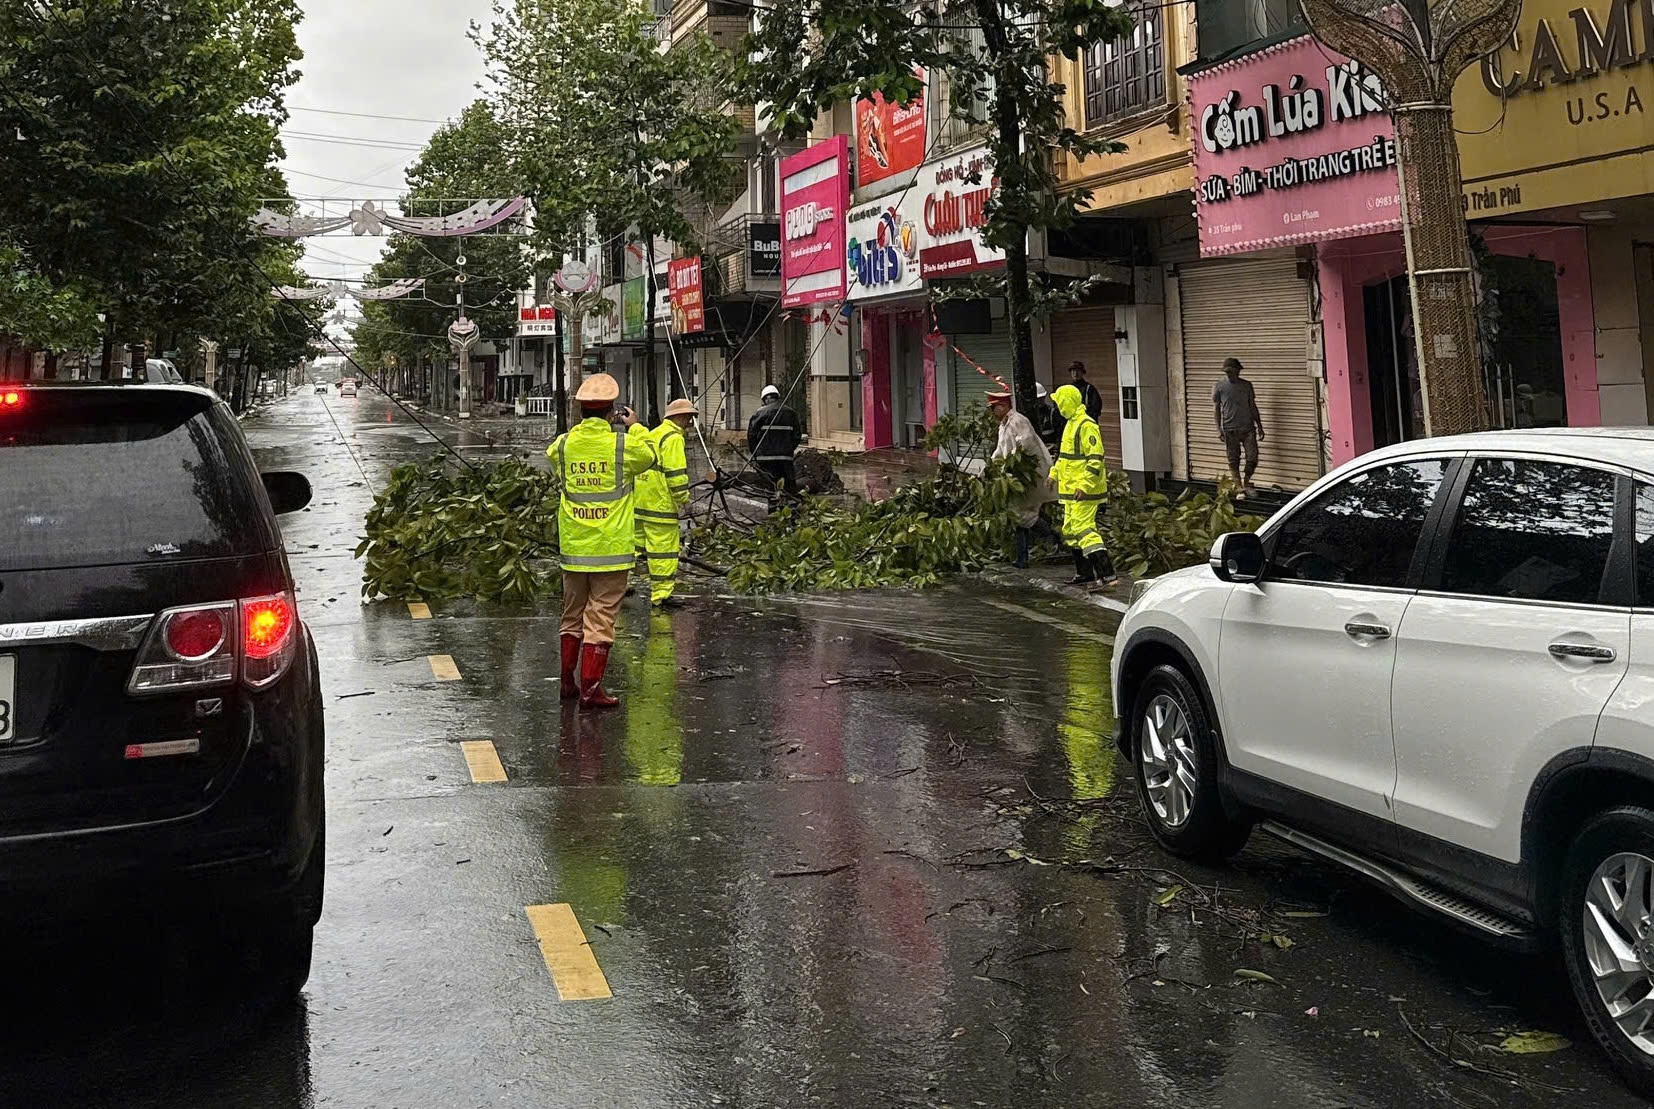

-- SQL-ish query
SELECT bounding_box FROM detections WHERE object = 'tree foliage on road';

[0,0,308,362]
[743,0,1135,416]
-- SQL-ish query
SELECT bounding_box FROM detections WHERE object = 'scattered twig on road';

[771,862,856,878]
[882,848,940,871]
[974,973,1028,991]
[336,690,377,700]
[1008,944,1073,963]
[991,1024,1013,1053]
[815,669,979,692]
[882,765,922,779]
[1395,1005,1577,1096]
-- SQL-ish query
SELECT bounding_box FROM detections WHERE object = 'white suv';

[1113,429,1654,1095]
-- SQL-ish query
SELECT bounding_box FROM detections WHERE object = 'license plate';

[0,654,13,743]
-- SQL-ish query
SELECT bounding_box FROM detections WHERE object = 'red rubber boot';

[559,634,581,700]
[578,643,619,709]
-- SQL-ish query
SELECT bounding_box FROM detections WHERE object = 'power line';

[288,104,454,126]
[282,131,427,152]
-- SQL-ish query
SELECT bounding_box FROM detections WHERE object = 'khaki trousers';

[560,570,629,645]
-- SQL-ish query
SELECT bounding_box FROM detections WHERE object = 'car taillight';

[0,390,21,408]
[240,592,297,688]
[127,592,300,694]
[128,602,237,694]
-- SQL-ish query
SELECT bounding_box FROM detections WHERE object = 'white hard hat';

[1035,382,1048,398]
[761,384,780,400]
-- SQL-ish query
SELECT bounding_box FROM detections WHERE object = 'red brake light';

[164,609,227,661]
[0,391,20,408]
[243,596,294,660]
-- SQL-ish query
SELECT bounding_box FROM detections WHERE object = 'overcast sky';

[279,0,498,298]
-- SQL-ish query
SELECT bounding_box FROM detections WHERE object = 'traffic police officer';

[550,373,659,708]
[1051,383,1117,588]
[634,398,697,607]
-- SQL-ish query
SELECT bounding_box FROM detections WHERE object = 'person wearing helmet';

[747,383,802,502]
[634,398,699,607]
[987,389,1058,569]
[1050,383,1117,588]
[549,373,660,708]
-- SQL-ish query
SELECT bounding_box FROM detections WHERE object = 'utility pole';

[633,117,662,425]
[455,255,471,418]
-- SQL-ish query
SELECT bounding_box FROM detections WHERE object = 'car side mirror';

[262,471,313,515]
[1210,531,1265,584]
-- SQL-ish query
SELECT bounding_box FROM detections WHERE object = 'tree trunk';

[553,306,569,434]
[974,0,1038,418]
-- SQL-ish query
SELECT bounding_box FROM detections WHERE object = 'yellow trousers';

[1061,498,1105,557]
[634,516,681,605]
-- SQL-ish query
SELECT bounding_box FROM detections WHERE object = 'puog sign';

[1190,35,1401,256]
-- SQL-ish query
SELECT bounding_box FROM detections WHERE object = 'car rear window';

[0,389,277,571]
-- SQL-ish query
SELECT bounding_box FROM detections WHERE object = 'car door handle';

[1344,622,1391,640]
[1549,642,1617,663]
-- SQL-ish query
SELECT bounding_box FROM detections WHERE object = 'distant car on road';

[339,380,356,397]
[1113,428,1654,1097]
[314,383,328,395]
[136,358,184,385]
[0,383,325,994]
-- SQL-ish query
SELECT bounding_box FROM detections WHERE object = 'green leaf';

[1233,969,1280,985]
[1497,1031,1569,1054]
[1153,884,1183,907]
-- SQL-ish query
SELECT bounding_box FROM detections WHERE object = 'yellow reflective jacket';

[549,417,659,573]
[1051,384,1108,499]
[635,420,691,525]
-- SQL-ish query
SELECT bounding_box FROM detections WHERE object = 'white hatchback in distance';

[1112,429,1654,1096]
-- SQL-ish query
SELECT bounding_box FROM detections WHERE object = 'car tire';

[1560,806,1654,1099]
[1129,663,1250,862]
[253,820,324,998]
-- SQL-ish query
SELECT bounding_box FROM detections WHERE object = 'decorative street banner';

[855,69,928,190]
[780,136,850,309]
[668,257,705,334]
[252,197,528,238]
[917,145,1005,279]
[1189,35,1401,256]
[622,276,646,342]
[597,283,623,345]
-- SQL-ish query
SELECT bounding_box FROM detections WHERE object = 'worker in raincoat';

[987,388,1057,569]
[549,373,659,708]
[634,398,698,607]
[1050,384,1117,587]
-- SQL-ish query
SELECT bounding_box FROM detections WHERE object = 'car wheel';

[251,820,324,998]
[1130,663,1250,861]
[1561,807,1654,1098]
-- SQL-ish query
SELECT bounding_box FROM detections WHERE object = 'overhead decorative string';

[270,278,426,300]
[252,197,529,238]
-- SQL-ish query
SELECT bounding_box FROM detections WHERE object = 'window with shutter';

[1083,5,1165,127]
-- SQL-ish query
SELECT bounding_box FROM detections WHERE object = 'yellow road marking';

[525,904,612,1001]
[461,740,507,783]
[984,599,1113,646]
[428,654,461,681]
[408,602,432,620]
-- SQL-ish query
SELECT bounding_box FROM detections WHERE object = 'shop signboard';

[748,221,782,277]
[622,277,645,342]
[780,136,850,308]
[516,299,558,338]
[855,69,928,190]
[1453,0,1654,216]
[846,196,923,301]
[1188,35,1401,256]
[669,257,705,333]
[917,145,1006,279]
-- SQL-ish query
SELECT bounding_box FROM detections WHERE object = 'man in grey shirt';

[1212,357,1264,497]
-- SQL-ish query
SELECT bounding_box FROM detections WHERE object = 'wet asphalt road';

[0,388,1646,1108]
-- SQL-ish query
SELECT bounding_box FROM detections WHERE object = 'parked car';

[135,358,183,385]
[339,380,356,398]
[1112,428,1654,1096]
[0,383,325,992]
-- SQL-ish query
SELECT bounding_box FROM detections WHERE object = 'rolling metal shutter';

[949,326,1013,416]
[1178,256,1321,491]
[1050,307,1122,470]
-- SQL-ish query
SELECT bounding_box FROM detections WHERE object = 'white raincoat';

[992,408,1056,527]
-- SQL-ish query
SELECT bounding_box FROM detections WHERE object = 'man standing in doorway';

[748,383,802,501]
[1212,357,1264,497]
[550,374,660,709]
[1067,360,1103,422]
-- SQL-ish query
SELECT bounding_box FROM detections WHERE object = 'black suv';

[0,383,324,990]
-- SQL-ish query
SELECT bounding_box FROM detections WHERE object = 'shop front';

[1449,0,1653,428]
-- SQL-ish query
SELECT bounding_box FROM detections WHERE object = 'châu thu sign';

[1189,35,1401,256]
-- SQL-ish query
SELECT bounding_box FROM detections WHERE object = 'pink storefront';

[1190,35,1601,477]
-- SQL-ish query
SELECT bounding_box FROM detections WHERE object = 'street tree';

[0,0,303,365]
[477,0,742,422]
[350,100,529,408]
[744,0,1134,416]
[0,242,100,354]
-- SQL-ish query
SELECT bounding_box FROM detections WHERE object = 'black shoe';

[656,595,687,609]
[1066,573,1097,586]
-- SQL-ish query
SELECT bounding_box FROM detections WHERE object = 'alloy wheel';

[1140,693,1198,828]
[1583,851,1654,1054]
